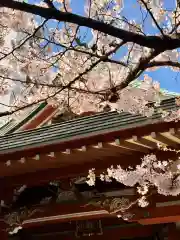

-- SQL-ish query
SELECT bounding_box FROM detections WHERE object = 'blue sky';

[28,0,180,93]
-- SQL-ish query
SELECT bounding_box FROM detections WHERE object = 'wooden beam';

[0,150,178,190]
[75,142,134,157]
[24,224,156,240]
[110,139,150,153]
[125,137,152,150]
[132,205,180,225]
[132,136,156,149]
[2,201,180,230]
[164,128,180,144]
[101,141,136,154]
[150,132,178,147]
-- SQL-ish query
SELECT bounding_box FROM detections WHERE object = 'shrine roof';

[0,97,179,155]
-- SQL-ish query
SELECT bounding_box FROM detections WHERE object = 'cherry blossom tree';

[0,0,179,120]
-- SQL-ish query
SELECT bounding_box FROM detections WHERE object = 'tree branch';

[0,99,44,118]
[50,41,126,98]
[1,0,180,50]
[0,19,48,61]
[114,50,162,91]
[44,0,55,9]
[0,42,124,118]
[147,60,180,69]
[31,35,128,67]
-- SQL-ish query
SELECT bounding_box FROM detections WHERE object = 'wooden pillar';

[167,223,179,240]
[0,222,8,240]
[0,230,8,240]
[158,223,180,240]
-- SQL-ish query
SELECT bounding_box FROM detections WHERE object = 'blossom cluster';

[87,153,180,211]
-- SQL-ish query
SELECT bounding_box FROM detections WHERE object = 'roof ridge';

[130,80,180,97]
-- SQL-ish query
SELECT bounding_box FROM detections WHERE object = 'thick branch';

[1,0,180,50]
[44,0,55,9]
[147,60,180,69]
[114,50,162,91]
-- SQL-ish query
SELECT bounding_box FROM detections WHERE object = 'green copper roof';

[0,97,178,154]
[130,80,180,97]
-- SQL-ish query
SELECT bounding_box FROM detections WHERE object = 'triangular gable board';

[0,105,39,136]
[17,103,59,131]
[12,102,47,133]
[0,102,58,135]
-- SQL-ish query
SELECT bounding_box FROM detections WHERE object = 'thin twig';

[140,0,164,36]
[0,19,48,61]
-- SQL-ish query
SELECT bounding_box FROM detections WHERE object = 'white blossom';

[137,185,149,195]
[138,196,149,208]
[87,153,180,201]
[86,169,96,186]
[9,226,22,235]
